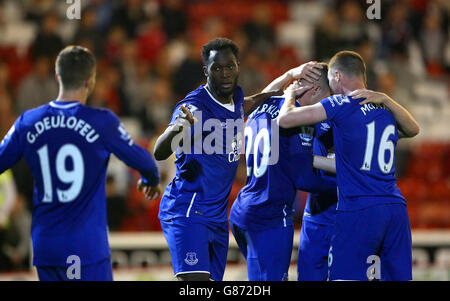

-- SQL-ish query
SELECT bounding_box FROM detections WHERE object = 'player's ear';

[335,70,342,82]
[202,65,208,77]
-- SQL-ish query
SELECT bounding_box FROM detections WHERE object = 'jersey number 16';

[361,121,395,174]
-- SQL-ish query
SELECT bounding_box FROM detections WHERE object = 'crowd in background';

[0,0,448,270]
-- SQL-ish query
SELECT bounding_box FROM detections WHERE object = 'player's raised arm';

[153,105,196,161]
[350,89,420,138]
[277,82,327,128]
[261,61,324,93]
[243,90,283,116]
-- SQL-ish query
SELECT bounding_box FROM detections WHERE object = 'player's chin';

[218,85,236,96]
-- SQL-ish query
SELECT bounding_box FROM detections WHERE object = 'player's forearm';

[261,71,292,93]
[292,153,337,193]
[153,125,183,161]
[277,93,298,127]
[313,155,336,174]
[243,90,283,116]
[383,96,420,138]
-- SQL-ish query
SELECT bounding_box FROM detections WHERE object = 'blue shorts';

[36,258,113,281]
[329,203,412,281]
[298,220,333,281]
[160,217,229,281]
[230,223,293,281]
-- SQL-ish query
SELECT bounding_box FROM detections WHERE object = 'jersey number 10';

[37,144,85,203]
[361,121,395,174]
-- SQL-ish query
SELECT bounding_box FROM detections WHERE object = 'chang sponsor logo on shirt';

[299,126,314,147]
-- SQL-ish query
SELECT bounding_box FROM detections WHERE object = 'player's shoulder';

[17,103,52,126]
[175,86,207,112]
[248,95,285,120]
[80,105,119,119]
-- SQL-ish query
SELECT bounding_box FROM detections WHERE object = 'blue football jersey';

[303,121,337,226]
[229,97,337,231]
[0,100,160,266]
[320,95,405,211]
[158,85,245,223]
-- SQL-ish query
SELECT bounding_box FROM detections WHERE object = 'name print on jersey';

[26,116,99,144]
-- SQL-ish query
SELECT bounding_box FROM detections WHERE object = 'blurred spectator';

[142,78,174,134]
[377,69,413,109]
[238,50,267,95]
[123,60,154,118]
[313,9,341,61]
[159,0,187,41]
[0,170,16,232]
[336,0,370,51]
[357,40,378,90]
[0,92,15,138]
[0,61,12,98]
[31,12,64,60]
[242,3,276,58]
[191,17,227,51]
[106,175,127,232]
[112,0,148,39]
[73,7,102,56]
[381,1,413,59]
[104,26,127,63]
[419,7,447,75]
[15,56,57,114]
[136,17,167,64]
[89,0,114,34]
[172,41,204,99]
[0,186,30,271]
[23,0,55,24]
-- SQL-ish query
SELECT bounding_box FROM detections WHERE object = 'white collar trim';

[204,85,235,112]
[49,101,81,109]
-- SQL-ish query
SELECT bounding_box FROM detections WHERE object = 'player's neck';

[205,84,233,104]
[341,83,365,96]
[56,89,87,104]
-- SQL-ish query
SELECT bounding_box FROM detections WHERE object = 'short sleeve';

[320,94,351,122]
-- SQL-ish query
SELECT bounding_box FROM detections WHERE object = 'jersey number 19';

[37,144,85,203]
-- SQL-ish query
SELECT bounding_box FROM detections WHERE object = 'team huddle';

[0,37,419,281]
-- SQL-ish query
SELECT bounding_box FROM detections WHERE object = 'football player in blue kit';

[229,62,338,281]
[154,38,281,281]
[0,46,161,281]
[278,51,420,281]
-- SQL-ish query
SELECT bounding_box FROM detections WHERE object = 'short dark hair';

[317,62,329,90]
[55,46,96,91]
[329,50,366,85]
[201,38,239,65]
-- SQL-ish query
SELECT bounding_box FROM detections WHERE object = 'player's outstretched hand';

[173,105,198,131]
[350,89,388,105]
[137,179,162,201]
[287,61,324,83]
